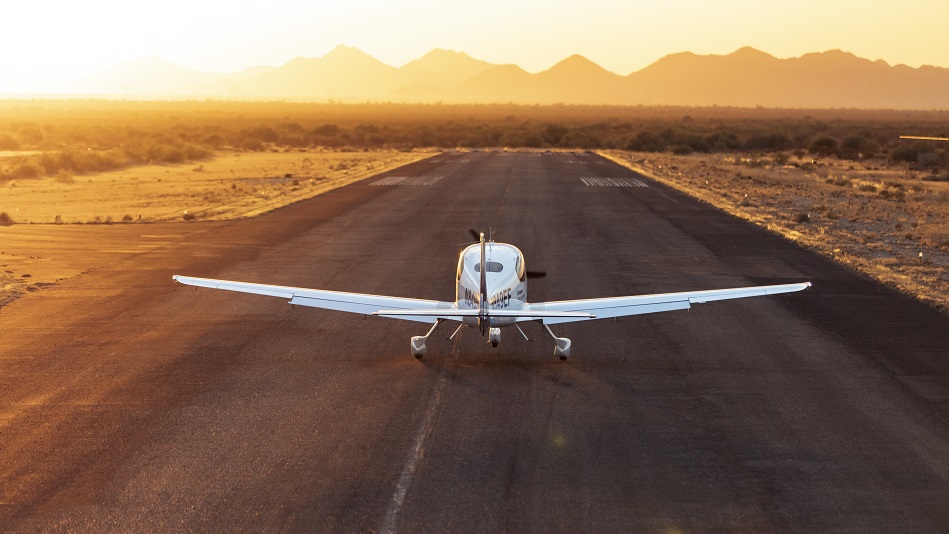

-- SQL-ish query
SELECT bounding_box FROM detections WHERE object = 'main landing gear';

[542,323,572,361]
[410,321,571,361]
[410,319,443,359]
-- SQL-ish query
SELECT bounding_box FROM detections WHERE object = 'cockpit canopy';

[473,261,504,273]
[457,243,526,282]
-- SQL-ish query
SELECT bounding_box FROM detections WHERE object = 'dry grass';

[0,148,433,224]
[601,150,949,311]
[0,147,434,309]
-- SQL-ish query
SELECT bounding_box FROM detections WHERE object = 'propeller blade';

[526,270,547,279]
[468,228,481,241]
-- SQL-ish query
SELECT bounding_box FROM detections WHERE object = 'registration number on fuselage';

[490,288,512,309]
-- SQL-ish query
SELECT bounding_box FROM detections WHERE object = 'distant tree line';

[2,101,948,180]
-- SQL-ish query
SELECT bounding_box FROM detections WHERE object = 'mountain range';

[68,45,949,110]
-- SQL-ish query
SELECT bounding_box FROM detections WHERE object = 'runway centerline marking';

[580,177,648,187]
[379,341,459,534]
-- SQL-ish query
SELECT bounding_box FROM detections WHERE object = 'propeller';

[468,229,546,278]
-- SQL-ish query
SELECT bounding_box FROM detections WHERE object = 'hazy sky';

[2,0,948,92]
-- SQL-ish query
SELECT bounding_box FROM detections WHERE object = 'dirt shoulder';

[0,149,435,308]
[1,149,434,224]
[601,150,948,312]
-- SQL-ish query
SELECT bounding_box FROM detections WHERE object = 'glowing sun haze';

[2,0,947,93]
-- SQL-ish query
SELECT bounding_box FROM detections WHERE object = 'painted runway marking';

[371,175,443,186]
[379,340,460,534]
[580,177,649,188]
[379,378,444,533]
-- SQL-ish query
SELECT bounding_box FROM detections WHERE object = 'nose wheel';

[488,327,501,348]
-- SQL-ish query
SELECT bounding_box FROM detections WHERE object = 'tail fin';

[479,232,488,334]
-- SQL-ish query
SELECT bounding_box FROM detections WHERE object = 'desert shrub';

[55,169,75,183]
[240,139,265,151]
[826,176,853,187]
[202,133,225,147]
[840,136,880,159]
[0,133,21,150]
[0,212,13,224]
[16,124,44,144]
[858,184,878,192]
[39,149,126,175]
[793,212,810,223]
[745,132,792,151]
[808,137,838,157]
[243,126,278,142]
[122,214,133,222]
[879,189,906,201]
[182,211,196,221]
[706,131,742,151]
[312,124,339,137]
[560,131,600,149]
[12,162,41,179]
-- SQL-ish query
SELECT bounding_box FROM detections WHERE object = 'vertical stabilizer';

[479,232,488,335]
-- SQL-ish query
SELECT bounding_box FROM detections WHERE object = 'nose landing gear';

[488,327,501,348]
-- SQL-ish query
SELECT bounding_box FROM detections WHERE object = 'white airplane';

[173,232,810,360]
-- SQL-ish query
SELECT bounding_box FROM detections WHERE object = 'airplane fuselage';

[455,241,527,329]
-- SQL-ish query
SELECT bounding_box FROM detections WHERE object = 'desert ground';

[0,149,433,307]
[602,150,949,311]
[1,149,431,224]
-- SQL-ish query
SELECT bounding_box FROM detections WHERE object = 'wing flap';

[173,275,455,324]
[531,282,810,324]
[373,309,596,319]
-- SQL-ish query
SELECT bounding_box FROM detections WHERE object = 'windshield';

[473,261,504,273]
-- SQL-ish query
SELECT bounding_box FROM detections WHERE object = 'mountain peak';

[59,45,949,109]
[417,48,473,61]
[323,44,376,62]
[398,48,495,88]
[730,46,774,59]
[543,54,613,76]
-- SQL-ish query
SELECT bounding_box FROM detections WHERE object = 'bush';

[12,162,41,179]
[879,189,906,201]
[793,212,810,223]
[0,212,13,225]
[0,133,21,150]
[55,169,75,183]
[808,137,838,157]
[840,136,880,159]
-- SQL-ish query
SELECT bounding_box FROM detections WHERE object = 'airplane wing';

[525,282,811,325]
[172,275,457,324]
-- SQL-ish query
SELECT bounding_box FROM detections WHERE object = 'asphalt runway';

[1,151,948,531]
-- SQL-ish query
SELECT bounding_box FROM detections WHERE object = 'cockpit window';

[473,261,504,273]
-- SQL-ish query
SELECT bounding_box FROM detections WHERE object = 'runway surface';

[1,151,948,531]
